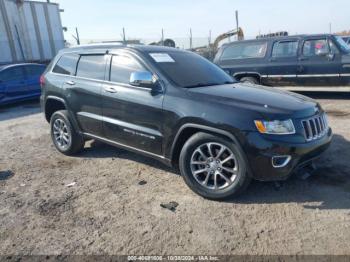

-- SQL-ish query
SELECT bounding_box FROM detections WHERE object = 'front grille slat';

[310,119,316,138]
[301,113,328,141]
[319,117,324,131]
[315,118,321,135]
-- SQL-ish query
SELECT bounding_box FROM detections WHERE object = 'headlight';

[254,119,295,135]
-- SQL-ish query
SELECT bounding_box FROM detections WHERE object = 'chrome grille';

[302,114,328,141]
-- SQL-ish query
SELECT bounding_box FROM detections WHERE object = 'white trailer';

[0,0,65,64]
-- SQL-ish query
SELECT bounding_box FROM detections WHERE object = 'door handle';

[65,80,75,86]
[104,86,118,93]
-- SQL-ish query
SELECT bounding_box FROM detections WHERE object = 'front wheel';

[179,132,251,200]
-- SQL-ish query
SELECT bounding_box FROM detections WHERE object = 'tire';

[179,132,251,200]
[240,76,259,85]
[50,110,85,155]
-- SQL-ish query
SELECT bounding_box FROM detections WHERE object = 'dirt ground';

[0,92,350,256]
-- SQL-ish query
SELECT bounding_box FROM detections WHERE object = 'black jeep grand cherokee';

[41,44,332,200]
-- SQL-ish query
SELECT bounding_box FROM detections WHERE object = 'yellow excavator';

[148,27,244,60]
[192,27,244,60]
[213,27,244,51]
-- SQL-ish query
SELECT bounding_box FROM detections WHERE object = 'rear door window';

[76,55,106,80]
[109,55,145,84]
[272,41,298,57]
[0,67,25,81]
[302,39,329,57]
[221,42,267,60]
[25,65,45,76]
[52,53,79,75]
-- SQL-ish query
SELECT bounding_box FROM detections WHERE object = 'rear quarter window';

[220,41,267,60]
[52,53,79,75]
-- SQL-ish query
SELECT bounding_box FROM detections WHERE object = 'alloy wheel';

[52,118,71,150]
[190,142,239,190]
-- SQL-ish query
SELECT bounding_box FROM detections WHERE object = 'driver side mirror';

[129,71,157,89]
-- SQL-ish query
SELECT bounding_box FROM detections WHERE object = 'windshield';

[334,36,350,53]
[146,51,235,88]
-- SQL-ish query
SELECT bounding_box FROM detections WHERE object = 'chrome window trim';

[50,71,153,91]
[49,50,164,93]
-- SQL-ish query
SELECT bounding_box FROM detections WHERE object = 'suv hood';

[188,83,319,118]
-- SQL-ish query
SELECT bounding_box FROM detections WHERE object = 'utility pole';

[189,28,193,49]
[122,27,126,45]
[235,10,239,41]
[161,28,164,46]
[208,30,211,46]
[72,27,80,45]
[329,23,332,34]
[208,30,213,60]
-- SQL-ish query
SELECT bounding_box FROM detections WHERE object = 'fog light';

[272,155,291,168]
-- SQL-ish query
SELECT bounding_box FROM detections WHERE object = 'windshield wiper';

[184,81,234,88]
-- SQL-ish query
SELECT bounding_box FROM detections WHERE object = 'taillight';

[40,75,45,87]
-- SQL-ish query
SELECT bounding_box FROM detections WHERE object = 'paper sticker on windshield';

[150,53,175,63]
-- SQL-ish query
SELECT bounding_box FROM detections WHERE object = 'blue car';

[0,63,46,105]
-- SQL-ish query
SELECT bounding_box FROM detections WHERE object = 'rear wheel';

[50,110,85,155]
[179,132,251,200]
[240,76,259,85]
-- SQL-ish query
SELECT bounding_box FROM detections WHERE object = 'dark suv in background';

[41,44,332,199]
[214,34,350,89]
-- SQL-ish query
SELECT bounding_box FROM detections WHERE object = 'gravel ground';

[0,92,350,256]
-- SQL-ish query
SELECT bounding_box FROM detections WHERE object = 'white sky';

[53,0,350,47]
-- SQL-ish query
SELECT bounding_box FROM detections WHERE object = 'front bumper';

[243,128,333,181]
